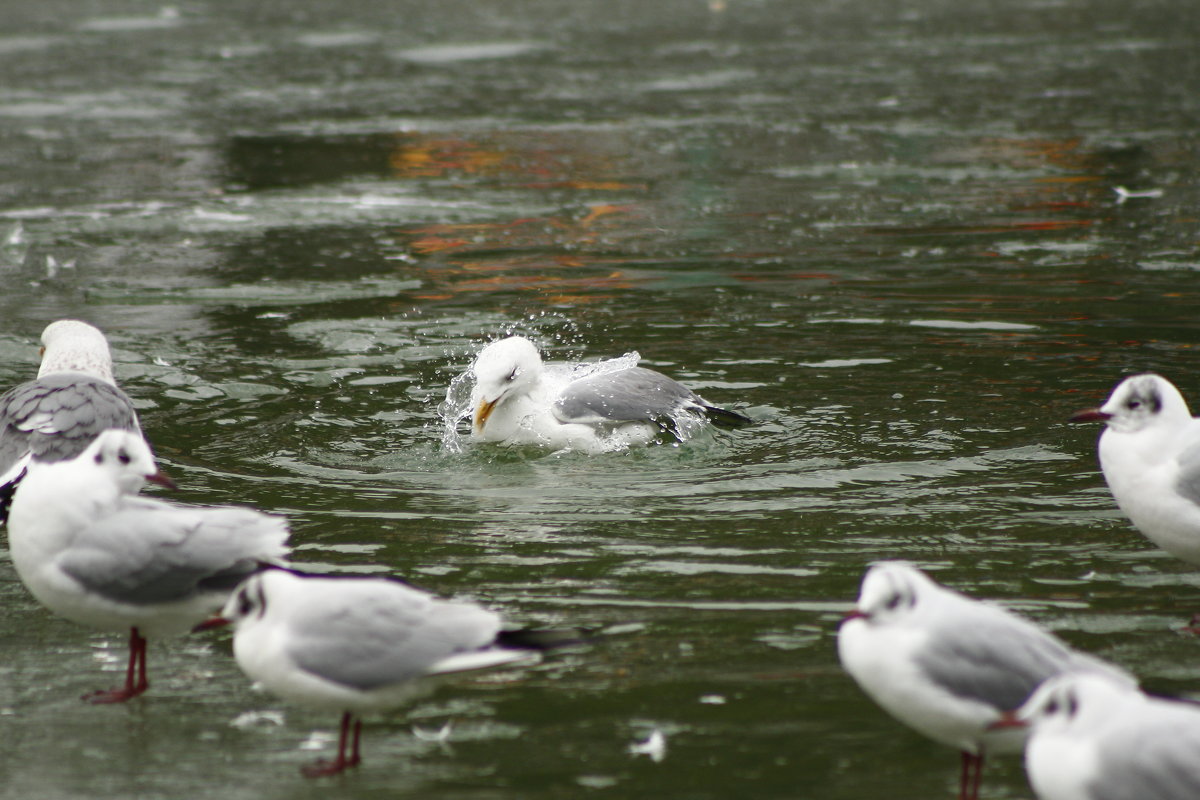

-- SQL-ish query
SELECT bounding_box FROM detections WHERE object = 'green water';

[2,0,1199,797]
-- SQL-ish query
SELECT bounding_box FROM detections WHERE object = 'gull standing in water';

[460,335,751,453]
[1070,373,1200,566]
[0,320,142,522]
[837,561,1133,800]
[196,567,579,777]
[7,429,290,703]
[996,672,1200,800]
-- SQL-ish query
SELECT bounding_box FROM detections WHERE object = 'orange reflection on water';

[410,236,472,254]
[395,204,646,303]
[408,260,639,304]
[388,138,511,178]
[385,129,654,206]
[380,130,674,304]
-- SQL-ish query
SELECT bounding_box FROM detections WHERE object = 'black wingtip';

[702,405,754,429]
[0,467,26,526]
[498,620,644,652]
[496,627,592,652]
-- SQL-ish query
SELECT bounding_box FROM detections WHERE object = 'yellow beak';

[473,397,499,432]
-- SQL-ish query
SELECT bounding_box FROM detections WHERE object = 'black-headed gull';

[1070,373,1200,566]
[7,429,290,703]
[0,320,141,523]
[197,567,577,777]
[996,672,1200,800]
[459,335,751,453]
[837,561,1133,800]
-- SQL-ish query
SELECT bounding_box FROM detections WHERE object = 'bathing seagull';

[1070,373,1200,566]
[461,335,751,452]
[196,567,580,777]
[0,320,142,523]
[837,561,1133,800]
[7,429,290,703]
[995,672,1200,800]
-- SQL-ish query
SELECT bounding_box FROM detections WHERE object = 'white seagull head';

[1071,373,1192,435]
[1010,672,1130,737]
[844,560,938,627]
[218,570,271,627]
[469,336,545,433]
[77,428,174,496]
[38,319,117,385]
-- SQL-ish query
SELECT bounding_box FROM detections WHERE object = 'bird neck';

[38,348,116,385]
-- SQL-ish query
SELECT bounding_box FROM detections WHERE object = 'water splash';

[438,364,476,453]
[438,323,604,454]
[438,340,718,455]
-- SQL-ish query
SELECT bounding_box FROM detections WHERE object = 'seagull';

[196,567,579,777]
[837,561,1134,800]
[458,335,751,453]
[0,320,142,523]
[1070,373,1200,566]
[994,672,1200,800]
[7,429,290,703]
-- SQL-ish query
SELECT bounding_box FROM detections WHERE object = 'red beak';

[146,470,178,490]
[1068,408,1112,424]
[192,616,230,633]
[842,608,868,622]
[987,711,1026,731]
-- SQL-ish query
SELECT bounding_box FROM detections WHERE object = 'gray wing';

[58,498,290,605]
[553,367,701,425]
[288,582,502,691]
[0,372,140,471]
[1086,710,1200,800]
[915,610,1097,712]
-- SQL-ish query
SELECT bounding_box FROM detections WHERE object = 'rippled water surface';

[2,0,1200,797]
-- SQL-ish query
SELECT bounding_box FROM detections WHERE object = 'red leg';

[970,749,985,800]
[134,630,148,694]
[958,750,984,800]
[349,716,363,767]
[302,712,362,778]
[84,628,150,704]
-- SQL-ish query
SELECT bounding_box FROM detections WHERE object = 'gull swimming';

[455,335,751,453]
[7,429,290,703]
[837,561,1133,800]
[0,320,142,523]
[196,567,578,777]
[1070,373,1200,566]
[996,672,1200,800]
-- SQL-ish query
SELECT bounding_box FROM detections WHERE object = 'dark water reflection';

[2,0,1200,797]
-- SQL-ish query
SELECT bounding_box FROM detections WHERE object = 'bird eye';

[1045,699,1059,715]
[94,453,103,464]
[506,367,519,382]
[117,449,131,465]
[1127,400,1141,410]
[885,594,903,611]
[237,589,254,617]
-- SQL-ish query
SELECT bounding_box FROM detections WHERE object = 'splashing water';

[438,365,477,453]
[438,343,717,455]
